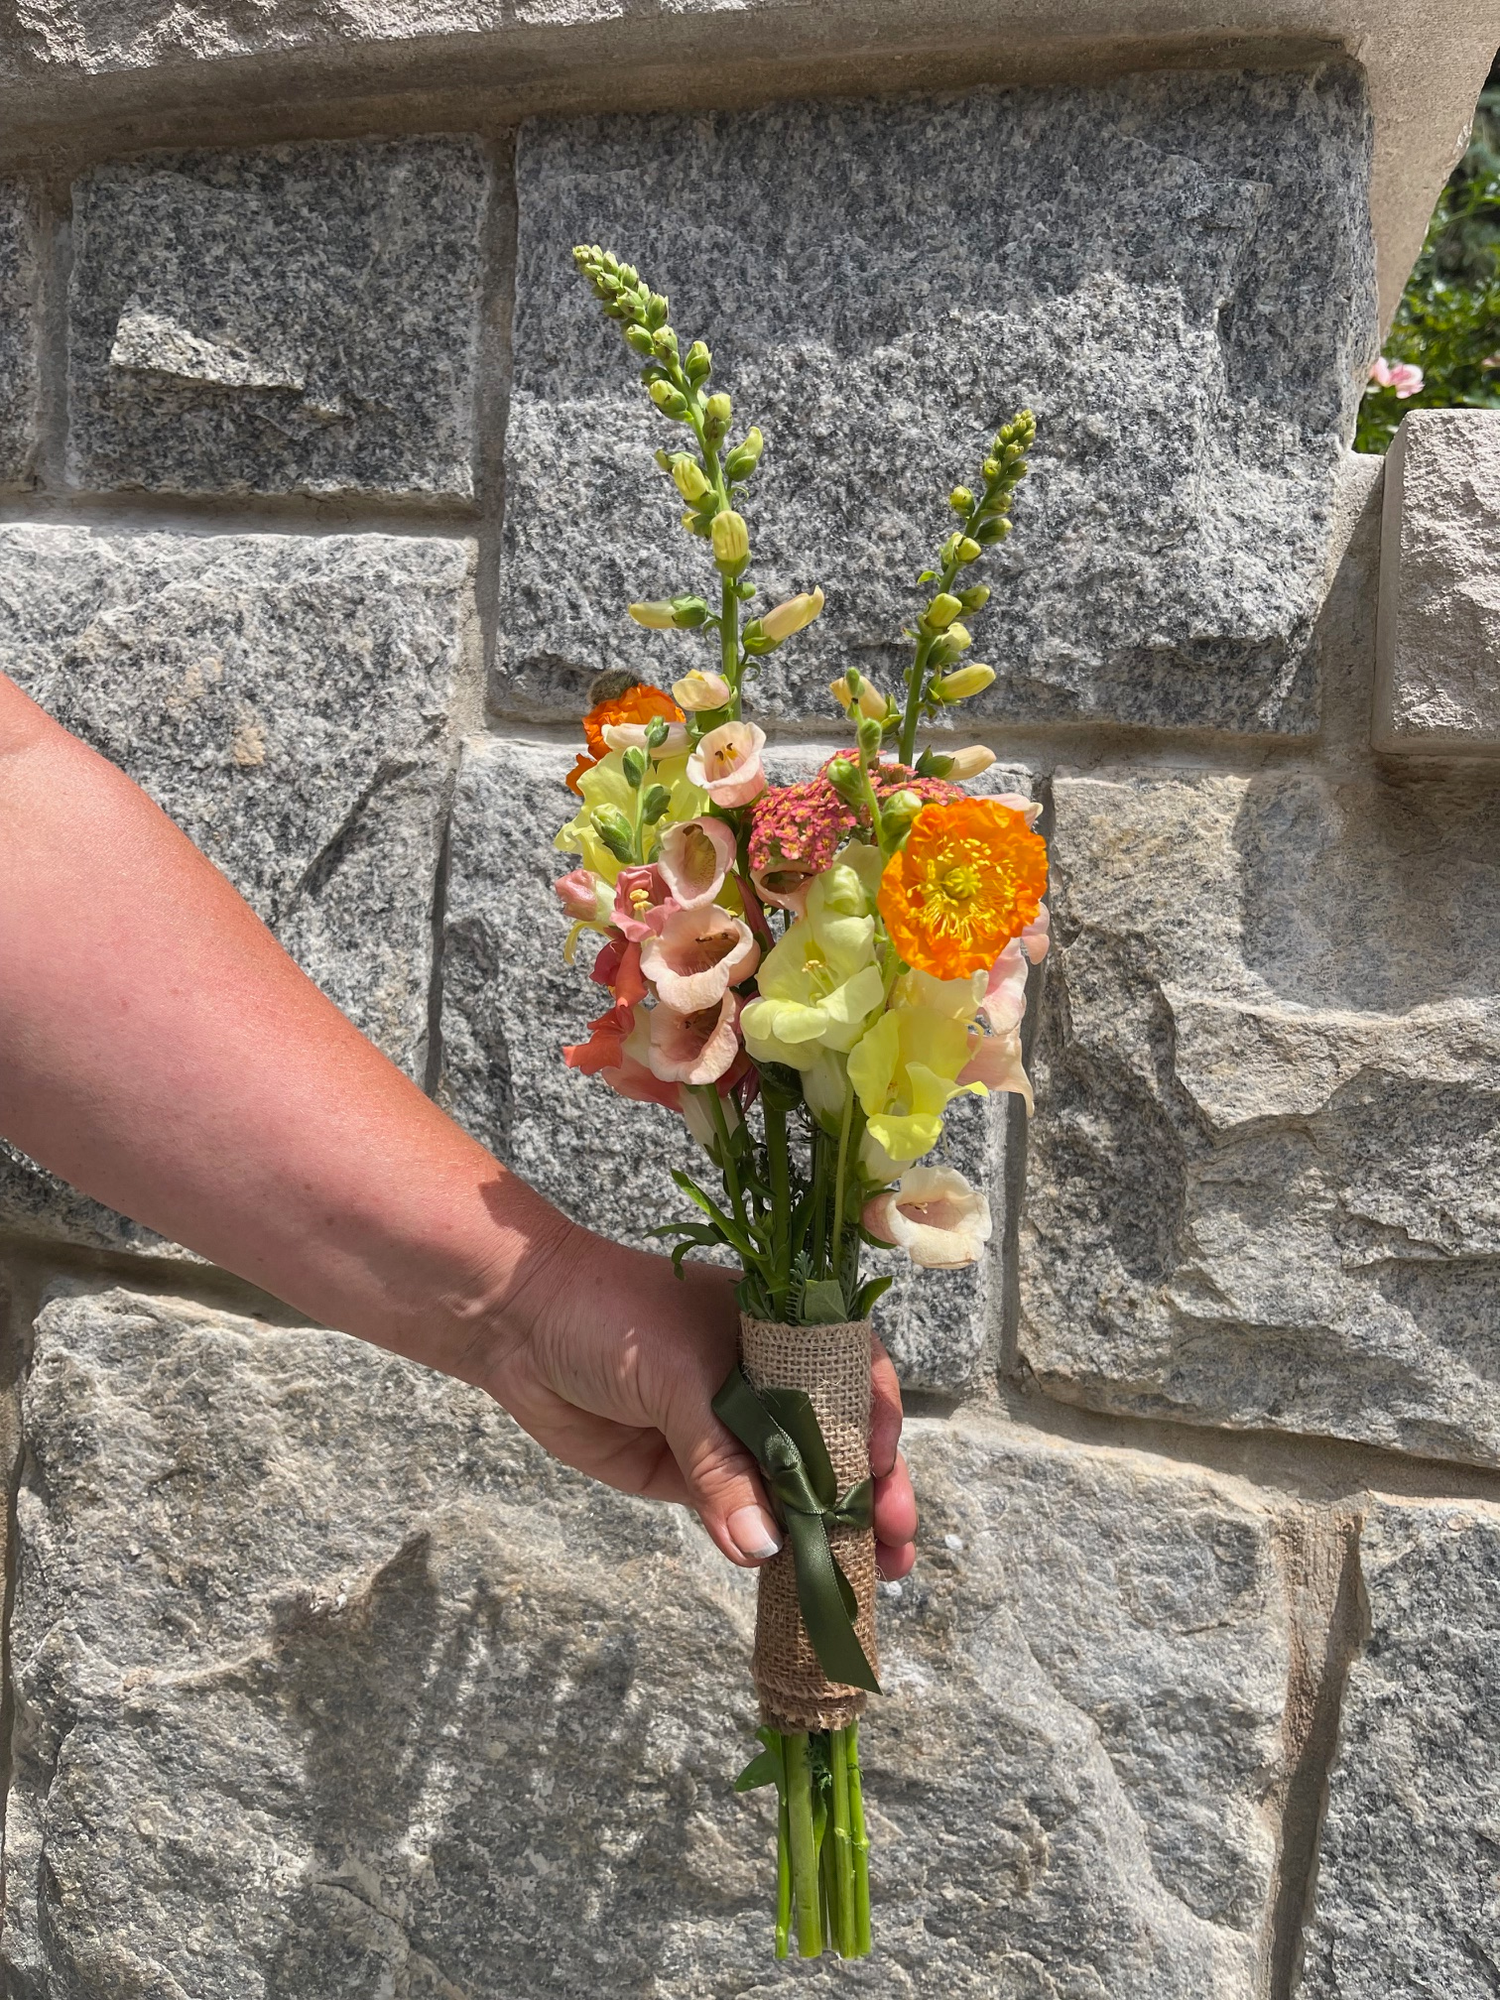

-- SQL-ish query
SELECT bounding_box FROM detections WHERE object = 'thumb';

[668,1401,783,1569]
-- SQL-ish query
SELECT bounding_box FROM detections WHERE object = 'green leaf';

[734,1751,780,1792]
[800,1278,849,1325]
[853,1274,896,1319]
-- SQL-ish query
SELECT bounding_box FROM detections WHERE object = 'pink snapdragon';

[640,906,760,1013]
[688,721,768,807]
[658,817,738,907]
[1369,357,1424,398]
[611,864,677,942]
[647,991,746,1085]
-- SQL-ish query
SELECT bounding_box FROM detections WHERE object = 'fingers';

[873,1448,918,1579]
[668,1410,783,1569]
[869,1333,903,1479]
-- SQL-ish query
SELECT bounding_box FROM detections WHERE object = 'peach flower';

[640,905,760,1013]
[611,865,677,942]
[657,817,738,908]
[647,991,744,1085]
[863,1165,992,1268]
[687,720,768,808]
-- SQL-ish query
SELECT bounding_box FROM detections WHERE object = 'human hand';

[477,1222,918,1580]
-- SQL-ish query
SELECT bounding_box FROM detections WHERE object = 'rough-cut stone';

[496,72,1373,732]
[67,139,487,500]
[438,733,1033,1391]
[0,525,476,1246]
[5,1286,1291,1997]
[1301,1495,1500,2000]
[1019,765,1500,1467]
[1375,410,1500,754]
[0,179,40,489]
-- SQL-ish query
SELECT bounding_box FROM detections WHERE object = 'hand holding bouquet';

[552,246,1049,1959]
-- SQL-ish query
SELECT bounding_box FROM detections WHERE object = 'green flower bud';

[931,622,974,665]
[703,392,733,443]
[684,340,712,384]
[645,293,669,330]
[954,536,982,564]
[932,663,996,701]
[924,592,964,633]
[622,746,648,788]
[669,454,711,503]
[740,618,775,657]
[914,747,955,778]
[592,804,635,860]
[825,757,862,801]
[669,594,710,629]
[881,788,923,841]
[723,426,765,481]
[710,509,750,576]
[651,326,678,358]
[628,600,677,630]
[856,715,883,759]
[644,717,671,751]
[648,379,689,419]
[625,324,654,356]
[949,486,974,513]
[958,584,991,611]
[641,783,673,823]
[982,457,1002,481]
[974,515,1012,545]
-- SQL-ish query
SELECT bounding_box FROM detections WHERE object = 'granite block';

[496,70,1374,733]
[67,138,488,500]
[1018,764,1500,1465]
[3,1286,1293,1997]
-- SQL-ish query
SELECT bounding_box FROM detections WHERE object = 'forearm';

[0,674,573,1374]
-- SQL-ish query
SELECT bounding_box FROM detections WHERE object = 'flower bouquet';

[553,245,1049,1960]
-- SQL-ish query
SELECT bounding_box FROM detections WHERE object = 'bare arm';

[0,675,917,1575]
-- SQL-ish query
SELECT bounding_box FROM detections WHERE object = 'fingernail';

[727,1506,782,1561]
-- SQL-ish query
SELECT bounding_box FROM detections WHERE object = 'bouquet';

[552,245,1049,1960]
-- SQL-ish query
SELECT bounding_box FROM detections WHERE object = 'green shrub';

[1356,64,1500,454]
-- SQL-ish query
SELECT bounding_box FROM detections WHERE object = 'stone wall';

[1,13,1498,1996]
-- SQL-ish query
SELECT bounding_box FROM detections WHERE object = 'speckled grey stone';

[438,733,1033,1391]
[1375,410,1500,753]
[1301,1495,1500,2000]
[496,70,1373,731]
[0,180,40,489]
[0,525,476,1247]
[67,139,487,500]
[3,1286,1292,1997]
[1019,765,1500,1466]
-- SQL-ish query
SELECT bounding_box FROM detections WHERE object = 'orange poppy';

[566,683,684,794]
[878,798,1047,980]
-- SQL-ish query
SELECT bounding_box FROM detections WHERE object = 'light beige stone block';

[1375,409,1500,754]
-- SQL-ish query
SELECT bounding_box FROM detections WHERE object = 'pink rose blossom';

[688,721,768,808]
[1370,357,1424,398]
[657,817,738,907]
[647,991,745,1085]
[640,905,760,1013]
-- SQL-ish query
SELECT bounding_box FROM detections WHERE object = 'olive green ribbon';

[712,1366,881,1695]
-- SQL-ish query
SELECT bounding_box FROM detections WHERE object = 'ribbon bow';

[712,1366,881,1695]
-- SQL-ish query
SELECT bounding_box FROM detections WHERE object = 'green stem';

[845,1724,872,1956]
[830,1072,855,1285]
[721,574,742,712]
[898,631,933,768]
[775,1771,793,1960]
[764,1095,793,1308]
[784,1731,823,1957]
[830,1722,858,1958]
[809,1125,829,1279]
[704,1086,749,1236]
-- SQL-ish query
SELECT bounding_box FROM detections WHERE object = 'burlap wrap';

[740,1315,877,1734]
